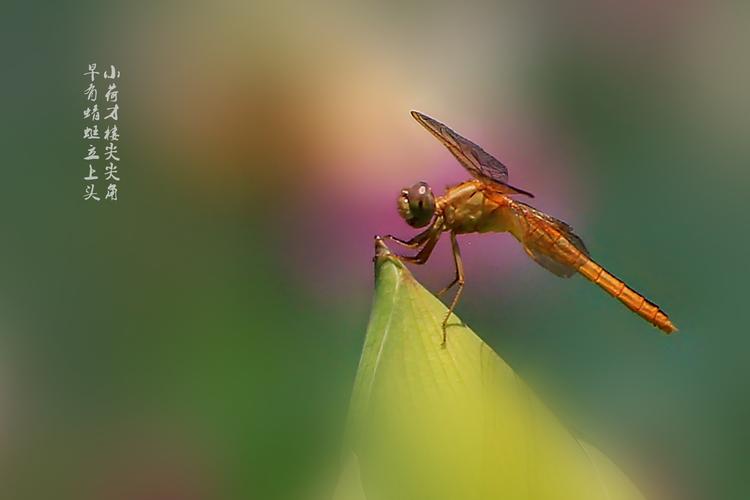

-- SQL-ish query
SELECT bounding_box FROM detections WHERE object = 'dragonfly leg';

[441,232,465,347]
[395,231,441,265]
[383,227,432,249]
[437,239,461,297]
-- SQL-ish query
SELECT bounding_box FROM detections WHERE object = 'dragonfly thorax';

[397,181,436,228]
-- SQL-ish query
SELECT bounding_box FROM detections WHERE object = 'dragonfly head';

[398,181,436,228]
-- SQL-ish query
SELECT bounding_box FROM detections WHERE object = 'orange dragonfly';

[386,111,677,345]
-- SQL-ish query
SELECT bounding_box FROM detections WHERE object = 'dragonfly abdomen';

[516,206,677,333]
[577,259,677,333]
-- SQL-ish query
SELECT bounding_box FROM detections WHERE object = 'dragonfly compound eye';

[397,181,435,228]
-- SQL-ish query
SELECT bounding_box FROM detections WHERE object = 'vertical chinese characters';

[82,63,120,202]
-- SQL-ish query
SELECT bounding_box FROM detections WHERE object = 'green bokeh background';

[2,1,748,499]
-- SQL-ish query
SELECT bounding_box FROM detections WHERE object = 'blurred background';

[1,1,748,498]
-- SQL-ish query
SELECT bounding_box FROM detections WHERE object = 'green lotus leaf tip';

[335,237,645,500]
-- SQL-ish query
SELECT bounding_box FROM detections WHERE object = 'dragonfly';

[385,111,677,346]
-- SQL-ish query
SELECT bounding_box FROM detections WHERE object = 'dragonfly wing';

[523,246,578,277]
[516,201,589,254]
[512,201,590,278]
[411,111,534,197]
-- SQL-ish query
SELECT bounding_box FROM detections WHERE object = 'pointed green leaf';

[338,239,645,500]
